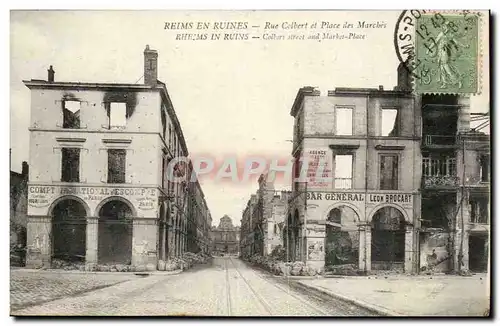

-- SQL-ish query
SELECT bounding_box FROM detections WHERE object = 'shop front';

[297,191,417,274]
[26,184,159,270]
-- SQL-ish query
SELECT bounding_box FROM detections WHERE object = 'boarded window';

[334,154,353,189]
[380,155,399,190]
[63,101,81,129]
[381,108,400,136]
[109,102,127,128]
[107,149,126,183]
[61,148,80,182]
[336,107,353,136]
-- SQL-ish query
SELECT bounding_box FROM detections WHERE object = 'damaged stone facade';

[23,46,212,271]
[10,161,29,266]
[286,82,421,274]
[240,174,290,258]
[420,92,490,274]
[285,67,490,275]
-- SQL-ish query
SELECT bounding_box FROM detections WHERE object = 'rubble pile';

[157,252,212,271]
[244,254,322,277]
[324,264,359,276]
[51,258,85,271]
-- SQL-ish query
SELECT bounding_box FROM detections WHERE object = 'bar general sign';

[306,191,412,205]
[28,185,157,209]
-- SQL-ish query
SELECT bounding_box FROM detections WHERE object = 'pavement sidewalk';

[295,274,490,316]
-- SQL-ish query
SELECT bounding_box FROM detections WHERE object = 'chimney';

[396,61,411,91]
[48,65,55,83]
[22,161,29,178]
[144,45,158,86]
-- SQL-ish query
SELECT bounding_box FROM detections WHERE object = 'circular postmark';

[394,10,480,93]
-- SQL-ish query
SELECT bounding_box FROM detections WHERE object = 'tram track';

[226,257,274,316]
[228,257,329,316]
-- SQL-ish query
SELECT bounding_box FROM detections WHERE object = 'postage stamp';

[414,12,479,94]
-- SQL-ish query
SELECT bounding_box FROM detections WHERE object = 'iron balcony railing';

[422,175,460,188]
[333,178,352,189]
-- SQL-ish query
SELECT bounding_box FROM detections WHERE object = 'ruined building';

[240,174,290,258]
[419,93,490,274]
[286,72,421,274]
[23,46,212,270]
[10,160,29,266]
[285,64,490,275]
[210,215,240,255]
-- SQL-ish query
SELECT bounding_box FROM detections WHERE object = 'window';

[161,108,167,139]
[63,101,81,129]
[470,197,489,224]
[334,154,353,189]
[381,108,400,136]
[107,149,126,183]
[168,125,172,148]
[480,155,490,182]
[61,148,80,182]
[380,155,399,190]
[162,155,167,189]
[336,107,353,136]
[109,102,127,128]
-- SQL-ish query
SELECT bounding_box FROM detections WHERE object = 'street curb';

[292,281,403,317]
[11,268,183,276]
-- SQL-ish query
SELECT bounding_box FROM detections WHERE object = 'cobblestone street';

[10,269,136,312]
[11,258,378,316]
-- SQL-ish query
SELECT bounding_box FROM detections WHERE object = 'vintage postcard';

[9,10,490,317]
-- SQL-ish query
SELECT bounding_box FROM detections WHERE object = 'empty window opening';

[421,193,456,229]
[51,199,87,263]
[324,206,360,272]
[380,155,398,190]
[63,101,81,129]
[421,94,459,143]
[61,148,80,182]
[336,107,353,136]
[109,102,127,128]
[334,154,353,189]
[470,197,489,224]
[480,155,490,182]
[371,207,405,271]
[108,149,126,184]
[98,200,133,265]
[381,108,400,136]
[469,234,488,272]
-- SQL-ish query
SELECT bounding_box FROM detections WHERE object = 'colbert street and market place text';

[164,20,387,41]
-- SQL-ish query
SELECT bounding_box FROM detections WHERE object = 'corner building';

[24,46,211,270]
[287,74,421,274]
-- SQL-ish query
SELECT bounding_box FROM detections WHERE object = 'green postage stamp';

[414,12,479,94]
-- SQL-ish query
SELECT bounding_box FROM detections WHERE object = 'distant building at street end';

[240,174,291,258]
[22,46,212,271]
[210,215,240,255]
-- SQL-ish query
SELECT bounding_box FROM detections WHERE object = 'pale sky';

[10,10,489,227]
